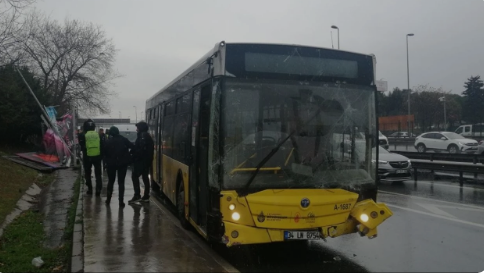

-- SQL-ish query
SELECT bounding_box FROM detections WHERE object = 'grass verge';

[0,155,54,229]
[0,171,81,272]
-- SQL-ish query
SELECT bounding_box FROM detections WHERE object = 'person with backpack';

[128,121,154,203]
[103,126,135,207]
[78,119,104,196]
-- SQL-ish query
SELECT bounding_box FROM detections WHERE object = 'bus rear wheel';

[177,185,190,229]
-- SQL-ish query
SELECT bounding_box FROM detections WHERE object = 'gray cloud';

[34,0,484,119]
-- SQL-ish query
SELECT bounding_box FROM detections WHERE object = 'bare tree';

[0,0,35,65]
[22,12,120,115]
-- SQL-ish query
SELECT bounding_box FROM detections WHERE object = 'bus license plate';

[396,170,407,174]
[284,231,321,240]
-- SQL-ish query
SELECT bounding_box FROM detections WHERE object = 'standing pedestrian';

[99,128,107,170]
[128,121,154,203]
[104,126,134,207]
[78,119,104,196]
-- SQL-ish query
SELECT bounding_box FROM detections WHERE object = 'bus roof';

[146,41,376,109]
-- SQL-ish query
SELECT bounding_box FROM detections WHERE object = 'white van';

[455,124,484,138]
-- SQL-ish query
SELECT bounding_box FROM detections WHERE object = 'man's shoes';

[140,196,150,202]
[128,195,141,204]
[86,190,93,195]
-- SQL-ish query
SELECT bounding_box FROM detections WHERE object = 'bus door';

[189,85,211,229]
[156,104,164,189]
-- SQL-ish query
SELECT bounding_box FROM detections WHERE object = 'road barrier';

[393,151,484,164]
[402,158,484,186]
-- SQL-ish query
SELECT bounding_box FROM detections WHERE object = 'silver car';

[374,147,412,182]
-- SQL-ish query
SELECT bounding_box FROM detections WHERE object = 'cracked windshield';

[1,0,484,272]
[222,80,376,191]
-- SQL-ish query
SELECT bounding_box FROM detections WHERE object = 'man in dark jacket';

[128,121,154,203]
[99,128,107,170]
[78,119,104,196]
[104,126,135,207]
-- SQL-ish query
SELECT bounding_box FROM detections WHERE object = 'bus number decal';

[334,203,352,211]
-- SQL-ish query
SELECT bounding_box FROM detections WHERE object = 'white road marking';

[378,190,484,211]
[402,179,484,190]
[387,203,484,229]
[414,202,457,219]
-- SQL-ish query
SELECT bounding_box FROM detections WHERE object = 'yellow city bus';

[145,41,393,247]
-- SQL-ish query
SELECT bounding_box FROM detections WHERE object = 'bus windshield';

[221,78,376,193]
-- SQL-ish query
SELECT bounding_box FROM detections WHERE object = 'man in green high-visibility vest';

[78,119,104,196]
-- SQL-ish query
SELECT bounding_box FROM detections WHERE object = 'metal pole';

[444,95,447,130]
[406,33,414,134]
[407,35,410,133]
[72,101,77,167]
[337,28,340,49]
[133,106,137,123]
[331,25,339,49]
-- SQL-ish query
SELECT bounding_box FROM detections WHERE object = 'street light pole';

[406,33,414,133]
[439,95,447,130]
[133,106,137,123]
[331,25,339,49]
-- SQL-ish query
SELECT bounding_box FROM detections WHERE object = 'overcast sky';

[33,0,484,121]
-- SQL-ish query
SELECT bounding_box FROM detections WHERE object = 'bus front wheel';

[177,184,190,229]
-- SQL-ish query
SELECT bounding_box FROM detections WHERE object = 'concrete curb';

[70,174,84,272]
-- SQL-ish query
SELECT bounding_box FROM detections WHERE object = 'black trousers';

[83,155,102,193]
[106,165,128,201]
[132,161,150,197]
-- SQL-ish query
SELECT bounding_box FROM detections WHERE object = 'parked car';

[414,131,478,154]
[477,140,484,155]
[389,131,416,138]
[373,146,412,182]
[379,131,389,150]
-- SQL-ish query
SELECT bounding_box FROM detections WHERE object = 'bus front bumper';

[221,200,392,247]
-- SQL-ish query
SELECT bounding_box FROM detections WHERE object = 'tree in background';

[21,12,120,116]
[0,64,50,145]
[380,87,407,116]
[461,76,484,124]
[0,0,35,66]
[378,84,463,133]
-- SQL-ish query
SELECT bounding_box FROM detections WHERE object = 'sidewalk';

[81,168,238,272]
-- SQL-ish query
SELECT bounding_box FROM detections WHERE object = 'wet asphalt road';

[82,168,484,272]
[216,179,484,272]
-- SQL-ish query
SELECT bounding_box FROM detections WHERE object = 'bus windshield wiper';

[238,107,323,197]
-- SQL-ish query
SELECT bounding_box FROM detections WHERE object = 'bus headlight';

[350,199,393,230]
[231,212,240,221]
[229,204,236,211]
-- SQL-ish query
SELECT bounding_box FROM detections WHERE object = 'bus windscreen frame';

[225,44,374,85]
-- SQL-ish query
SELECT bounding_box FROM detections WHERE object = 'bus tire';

[177,184,190,229]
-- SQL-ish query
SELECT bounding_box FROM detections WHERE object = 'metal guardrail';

[393,151,484,164]
[409,159,484,186]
